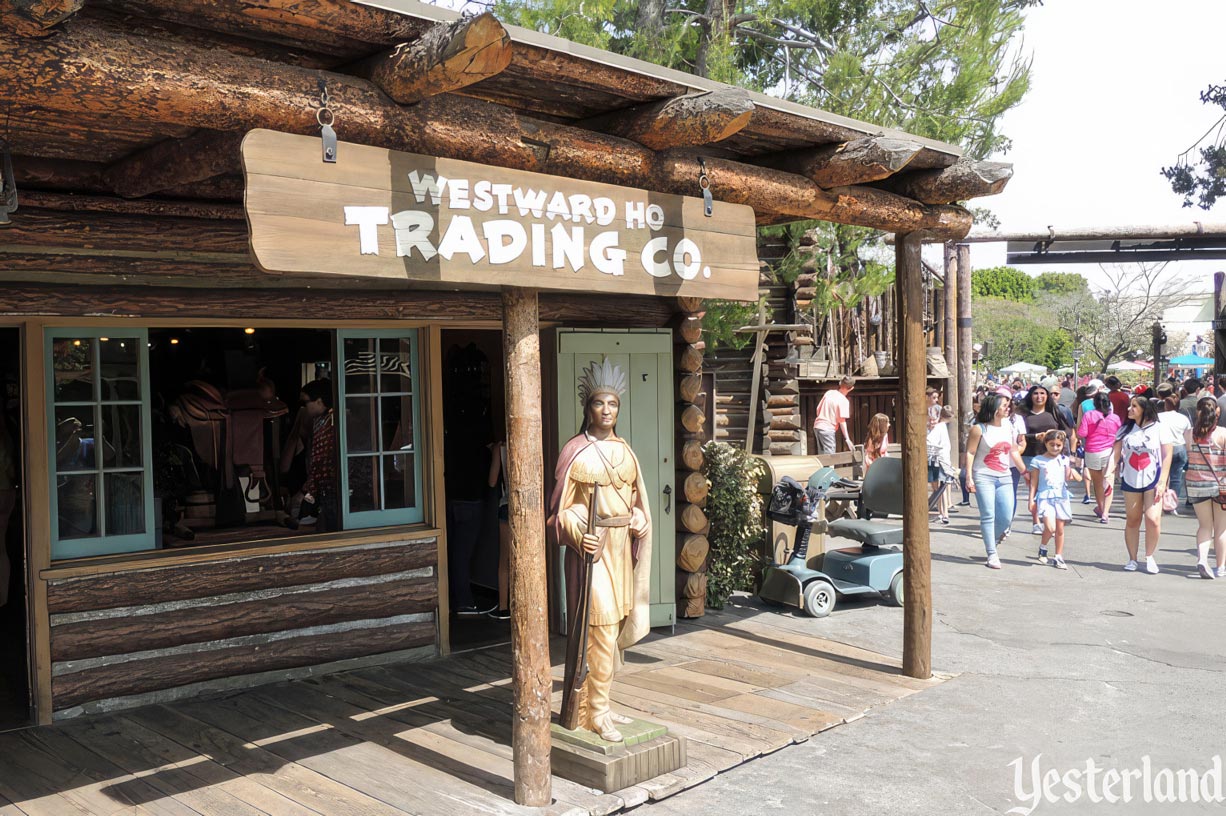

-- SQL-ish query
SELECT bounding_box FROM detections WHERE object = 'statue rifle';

[560,488,598,730]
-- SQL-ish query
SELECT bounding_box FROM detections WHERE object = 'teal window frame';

[335,330,424,528]
[46,328,156,560]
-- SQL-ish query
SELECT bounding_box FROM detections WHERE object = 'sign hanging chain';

[317,76,337,163]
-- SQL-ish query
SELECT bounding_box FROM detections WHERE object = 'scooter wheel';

[802,580,836,618]
[887,572,904,607]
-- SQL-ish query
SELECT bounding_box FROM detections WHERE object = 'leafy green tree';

[971,295,1048,370]
[1161,82,1226,210]
[493,1,1038,335]
[971,265,1034,301]
[1033,271,1088,297]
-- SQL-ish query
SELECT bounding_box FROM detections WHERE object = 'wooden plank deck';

[0,607,943,815]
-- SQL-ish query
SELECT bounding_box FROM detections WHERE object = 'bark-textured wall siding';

[47,537,438,713]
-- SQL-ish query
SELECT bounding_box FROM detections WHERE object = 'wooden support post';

[896,232,932,680]
[956,243,973,452]
[502,287,551,807]
[943,242,959,465]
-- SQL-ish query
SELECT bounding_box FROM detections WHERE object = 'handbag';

[1194,442,1226,510]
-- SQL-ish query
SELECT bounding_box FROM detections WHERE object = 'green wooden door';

[556,330,675,630]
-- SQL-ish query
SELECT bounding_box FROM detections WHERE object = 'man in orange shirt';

[813,376,855,455]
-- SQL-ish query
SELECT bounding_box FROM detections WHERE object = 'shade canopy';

[999,362,1047,375]
[1168,354,1214,366]
[1107,360,1150,371]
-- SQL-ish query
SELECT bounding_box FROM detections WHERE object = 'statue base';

[550,718,687,793]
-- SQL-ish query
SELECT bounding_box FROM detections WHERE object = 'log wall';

[46,536,439,714]
[672,298,709,619]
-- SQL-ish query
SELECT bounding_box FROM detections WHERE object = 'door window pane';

[100,337,140,400]
[57,474,98,540]
[52,338,95,403]
[383,454,414,510]
[55,406,99,471]
[380,338,413,393]
[381,396,413,452]
[343,337,378,395]
[347,456,381,513]
[104,473,145,535]
[344,397,377,453]
[101,404,143,469]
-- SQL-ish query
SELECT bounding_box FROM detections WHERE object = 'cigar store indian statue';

[549,359,652,743]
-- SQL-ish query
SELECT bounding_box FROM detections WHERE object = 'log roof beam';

[577,89,755,151]
[0,0,83,38]
[881,158,1013,204]
[0,17,972,238]
[353,12,512,105]
[102,130,244,199]
[756,136,924,189]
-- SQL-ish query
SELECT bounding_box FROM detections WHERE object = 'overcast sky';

[963,0,1226,293]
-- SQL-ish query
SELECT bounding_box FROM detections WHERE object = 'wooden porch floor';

[0,605,942,816]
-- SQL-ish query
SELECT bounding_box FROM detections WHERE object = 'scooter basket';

[767,476,814,525]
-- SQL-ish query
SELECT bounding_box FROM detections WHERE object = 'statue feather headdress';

[578,357,627,405]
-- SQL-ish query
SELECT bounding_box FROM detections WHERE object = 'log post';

[502,287,551,806]
[943,242,959,465]
[674,297,708,618]
[896,232,932,680]
[956,243,973,452]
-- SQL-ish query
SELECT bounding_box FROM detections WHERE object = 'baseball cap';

[1085,378,1104,395]
[1039,376,1058,391]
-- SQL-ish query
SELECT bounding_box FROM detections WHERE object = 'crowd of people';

[814,370,1226,578]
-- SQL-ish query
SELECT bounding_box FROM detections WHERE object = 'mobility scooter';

[758,456,907,617]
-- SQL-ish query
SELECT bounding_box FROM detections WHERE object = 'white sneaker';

[1145,557,1159,575]
[1217,566,1226,579]
[1031,523,1043,535]
[1123,559,1138,572]
[1197,562,1215,580]
[986,555,1002,569]
[1053,556,1068,570]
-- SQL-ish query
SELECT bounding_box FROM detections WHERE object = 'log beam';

[0,0,83,38]
[579,89,755,150]
[354,13,512,105]
[0,206,248,254]
[18,191,245,220]
[757,136,923,188]
[884,158,1013,204]
[0,18,973,238]
[103,130,244,199]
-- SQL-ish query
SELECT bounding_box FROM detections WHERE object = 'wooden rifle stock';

[560,489,598,730]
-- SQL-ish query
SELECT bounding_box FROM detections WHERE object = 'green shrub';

[700,441,767,609]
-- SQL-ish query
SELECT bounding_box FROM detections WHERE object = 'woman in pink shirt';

[1077,391,1122,522]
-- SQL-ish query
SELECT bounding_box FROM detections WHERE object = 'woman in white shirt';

[1109,397,1172,574]
[965,393,1028,569]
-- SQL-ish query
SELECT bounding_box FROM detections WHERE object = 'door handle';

[663,484,672,514]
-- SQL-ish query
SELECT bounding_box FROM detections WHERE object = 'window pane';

[52,338,95,402]
[380,338,413,393]
[343,337,378,394]
[55,407,99,471]
[104,473,145,536]
[100,337,140,400]
[57,474,98,539]
[101,404,143,469]
[348,456,381,513]
[345,397,377,453]
[381,396,414,452]
[383,454,414,510]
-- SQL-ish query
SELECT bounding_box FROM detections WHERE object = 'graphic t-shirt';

[973,422,1015,477]
[1030,454,1070,501]
[1117,422,1164,490]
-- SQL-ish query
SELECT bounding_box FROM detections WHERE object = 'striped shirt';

[1186,427,1226,498]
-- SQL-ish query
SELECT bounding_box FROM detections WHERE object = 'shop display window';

[46,327,423,561]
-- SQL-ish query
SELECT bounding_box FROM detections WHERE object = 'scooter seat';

[827,517,904,548]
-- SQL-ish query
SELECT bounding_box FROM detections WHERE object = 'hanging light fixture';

[0,139,17,227]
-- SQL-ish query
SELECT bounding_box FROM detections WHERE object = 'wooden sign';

[242,130,758,301]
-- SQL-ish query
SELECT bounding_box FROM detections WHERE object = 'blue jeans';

[1169,445,1187,500]
[973,472,1015,557]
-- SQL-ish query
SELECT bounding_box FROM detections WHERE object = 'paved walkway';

[646,495,1226,815]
